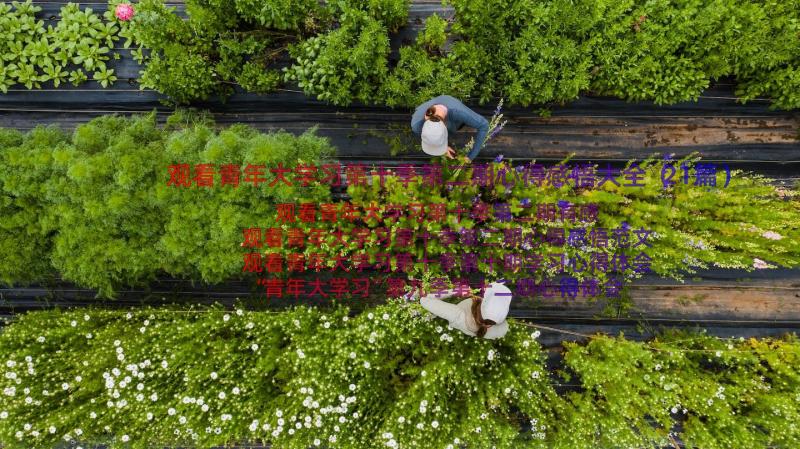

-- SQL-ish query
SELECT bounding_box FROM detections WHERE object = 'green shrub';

[0,112,335,297]
[156,123,333,283]
[284,9,391,105]
[418,13,448,53]
[732,0,800,110]
[588,0,734,105]
[47,114,170,298]
[379,41,493,108]
[120,0,800,109]
[0,127,67,284]
[0,303,797,448]
[231,0,321,30]
[334,0,410,32]
[125,0,323,103]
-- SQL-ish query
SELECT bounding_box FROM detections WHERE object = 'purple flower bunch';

[489,122,505,140]
[557,200,570,209]
[520,198,531,207]
[494,154,504,163]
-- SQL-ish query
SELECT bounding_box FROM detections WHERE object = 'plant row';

[1,112,799,297]
[4,0,799,110]
[124,0,800,108]
[0,301,798,448]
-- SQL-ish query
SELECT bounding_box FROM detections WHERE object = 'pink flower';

[762,231,783,241]
[115,3,135,21]
[753,258,769,269]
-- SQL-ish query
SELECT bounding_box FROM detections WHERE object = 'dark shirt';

[410,95,490,160]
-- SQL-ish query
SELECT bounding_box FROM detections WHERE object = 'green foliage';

[156,124,333,283]
[0,0,122,92]
[0,126,68,284]
[235,61,282,93]
[338,156,800,289]
[417,13,447,53]
[731,0,800,110]
[379,41,493,108]
[125,0,323,103]
[232,0,320,30]
[588,0,729,104]
[121,0,799,109]
[47,114,169,298]
[284,9,390,105]
[334,0,410,32]
[0,303,797,448]
[0,113,335,297]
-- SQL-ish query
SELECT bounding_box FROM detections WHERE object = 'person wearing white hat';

[410,95,490,162]
[415,282,512,339]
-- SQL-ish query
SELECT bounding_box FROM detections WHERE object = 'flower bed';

[0,302,798,448]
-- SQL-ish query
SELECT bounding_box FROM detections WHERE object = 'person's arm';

[484,321,509,339]
[411,114,425,136]
[418,288,463,323]
[466,113,490,161]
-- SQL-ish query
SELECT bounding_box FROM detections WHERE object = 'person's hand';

[461,155,472,164]
[444,146,456,159]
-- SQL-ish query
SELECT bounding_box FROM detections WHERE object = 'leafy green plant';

[333,0,410,33]
[0,303,797,448]
[123,0,331,104]
[284,8,391,105]
[731,0,800,110]
[0,0,122,92]
[379,40,493,108]
[418,13,447,53]
[232,0,321,30]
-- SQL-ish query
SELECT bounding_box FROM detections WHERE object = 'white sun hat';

[420,120,448,156]
[481,282,512,323]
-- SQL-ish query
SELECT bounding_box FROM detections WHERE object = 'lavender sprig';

[449,99,507,180]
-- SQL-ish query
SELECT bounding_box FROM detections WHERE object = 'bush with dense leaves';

[0,111,334,297]
[283,8,391,105]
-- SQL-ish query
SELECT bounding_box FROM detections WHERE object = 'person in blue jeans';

[410,95,490,163]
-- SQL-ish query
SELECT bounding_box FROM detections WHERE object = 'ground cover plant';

[0,0,123,91]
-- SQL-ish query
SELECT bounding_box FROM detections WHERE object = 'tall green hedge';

[0,302,798,448]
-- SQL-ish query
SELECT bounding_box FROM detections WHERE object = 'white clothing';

[418,289,509,339]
